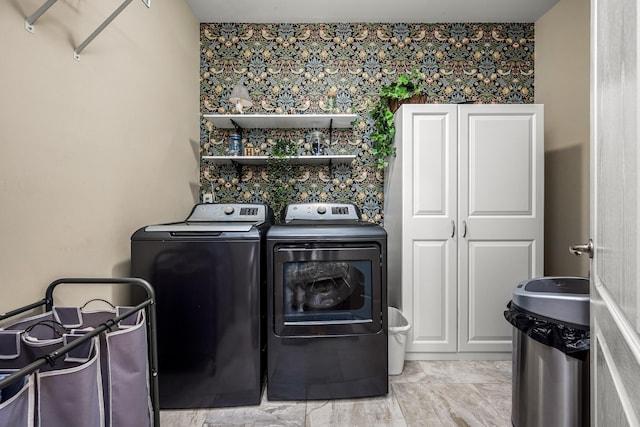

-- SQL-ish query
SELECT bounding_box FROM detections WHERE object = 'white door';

[392,104,458,353]
[457,105,545,352]
[590,0,640,424]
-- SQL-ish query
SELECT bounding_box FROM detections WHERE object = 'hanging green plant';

[266,139,298,222]
[368,70,425,169]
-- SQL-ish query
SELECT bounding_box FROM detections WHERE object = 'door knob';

[569,239,594,258]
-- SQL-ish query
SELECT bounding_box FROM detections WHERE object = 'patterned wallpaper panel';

[200,23,535,222]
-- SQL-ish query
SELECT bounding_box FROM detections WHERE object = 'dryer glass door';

[273,243,382,336]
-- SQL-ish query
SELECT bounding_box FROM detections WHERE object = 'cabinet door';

[457,105,544,352]
[396,105,458,353]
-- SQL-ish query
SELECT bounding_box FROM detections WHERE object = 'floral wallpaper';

[200,23,535,222]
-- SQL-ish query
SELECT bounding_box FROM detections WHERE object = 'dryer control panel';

[284,203,360,222]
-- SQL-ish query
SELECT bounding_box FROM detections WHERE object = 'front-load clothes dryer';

[266,202,388,400]
[131,203,273,409]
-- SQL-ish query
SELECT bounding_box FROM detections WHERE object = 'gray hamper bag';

[0,330,36,427]
[53,305,152,427]
[0,325,103,427]
[0,373,34,427]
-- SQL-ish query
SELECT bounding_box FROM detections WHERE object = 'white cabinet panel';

[459,240,534,352]
[466,115,534,215]
[410,240,457,352]
[460,105,543,220]
[413,113,451,216]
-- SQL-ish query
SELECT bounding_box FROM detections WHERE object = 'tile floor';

[160,360,513,427]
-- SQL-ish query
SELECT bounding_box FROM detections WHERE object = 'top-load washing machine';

[266,202,388,400]
[131,203,272,409]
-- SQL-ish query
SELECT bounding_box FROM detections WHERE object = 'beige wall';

[536,0,591,277]
[0,0,199,312]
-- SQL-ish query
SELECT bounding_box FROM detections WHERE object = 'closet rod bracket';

[73,0,150,61]
[25,0,59,33]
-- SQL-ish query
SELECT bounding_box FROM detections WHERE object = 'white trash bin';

[388,307,411,375]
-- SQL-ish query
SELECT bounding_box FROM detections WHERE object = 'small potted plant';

[368,70,425,169]
[266,139,298,222]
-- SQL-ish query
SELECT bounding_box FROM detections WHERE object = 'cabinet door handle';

[451,220,455,238]
[462,220,467,238]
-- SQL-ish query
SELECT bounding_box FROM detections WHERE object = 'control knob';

[223,206,235,215]
[316,205,327,214]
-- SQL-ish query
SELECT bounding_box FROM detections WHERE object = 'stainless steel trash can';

[505,277,590,427]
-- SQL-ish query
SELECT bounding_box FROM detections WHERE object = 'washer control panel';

[187,203,267,223]
[284,203,360,222]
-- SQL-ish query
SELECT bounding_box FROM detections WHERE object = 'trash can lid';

[512,277,589,326]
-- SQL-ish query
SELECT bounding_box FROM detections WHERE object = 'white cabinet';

[384,104,544,358]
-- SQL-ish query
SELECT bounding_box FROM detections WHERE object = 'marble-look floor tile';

[305,392,407,427]
[392,382,511,427]
[417,360,511,384]
[389,360,428,384]
[475,382,513,424]
[160,399,307,427]
[160,408,209,426]
[201,399,307,427]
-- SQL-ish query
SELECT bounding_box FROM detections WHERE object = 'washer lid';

[144,222,254,233]
[512,277,589,326]
[143,203,270,233]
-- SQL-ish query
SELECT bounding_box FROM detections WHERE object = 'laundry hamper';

[0,278,159,427]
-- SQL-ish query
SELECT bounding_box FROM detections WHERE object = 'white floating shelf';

[202,155,356,165]
[203,114,358,129]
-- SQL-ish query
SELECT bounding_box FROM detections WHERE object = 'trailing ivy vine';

[368,70,423,169]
